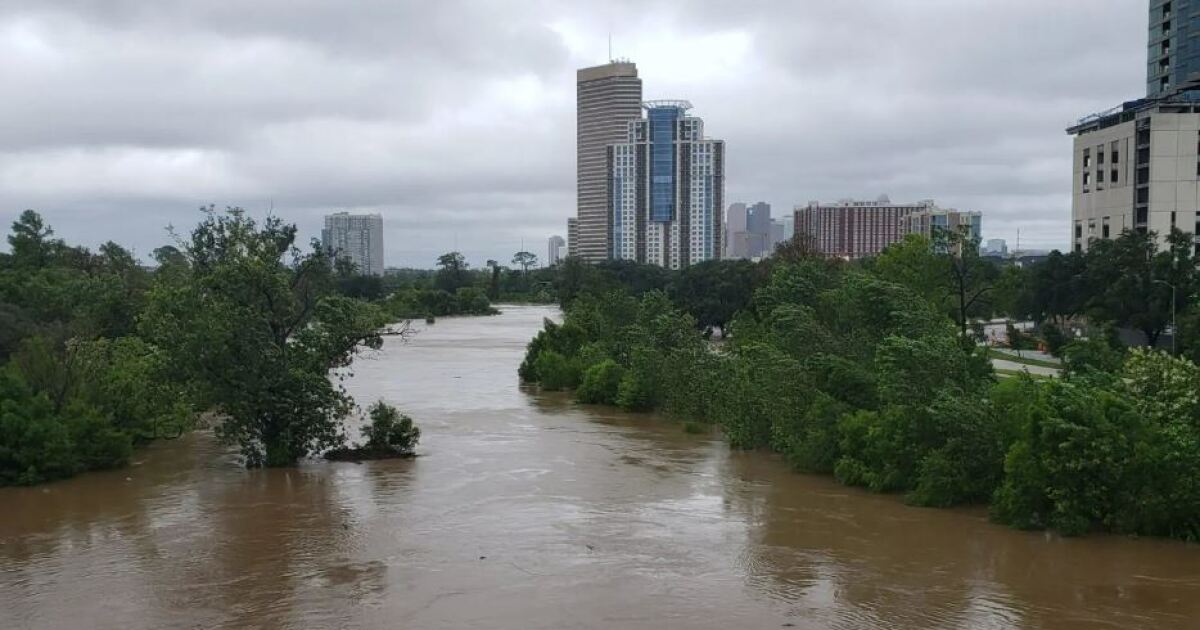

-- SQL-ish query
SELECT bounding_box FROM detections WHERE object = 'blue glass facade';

[1148,0,1200,95]
[648,106,681,222]
[606,100,723,268]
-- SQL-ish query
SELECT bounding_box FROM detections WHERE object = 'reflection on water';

[3,305,1200,629]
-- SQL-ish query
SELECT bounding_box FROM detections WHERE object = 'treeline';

[551,229,1200,361]
[521,231,1200,541]
[0,207,418,485]
[348,251,557,320]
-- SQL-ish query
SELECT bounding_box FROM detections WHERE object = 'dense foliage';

[521,232,1200,541]
[0,211,193,484]
[0,207,425,484]
[139,208,395,467]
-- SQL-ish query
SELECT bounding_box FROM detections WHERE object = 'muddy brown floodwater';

[3,305,1200,629]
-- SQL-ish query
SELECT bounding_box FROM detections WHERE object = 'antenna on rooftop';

[608,32,612,62]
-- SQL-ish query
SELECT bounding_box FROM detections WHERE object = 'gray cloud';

[0,0,1146,266]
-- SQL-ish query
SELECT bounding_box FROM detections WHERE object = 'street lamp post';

[1154,279,1177,355]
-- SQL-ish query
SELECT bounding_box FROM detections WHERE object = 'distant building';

[794,196,934,259]
[725,202,748,258]
[769,220,786,252]
[983,238,1008,256]
[322,212,384,276]
[566,218,578,258]
[746,202,772,258]
[608,100,725,268]
[903,208,983,247]
[547,235,566,266]
[724,201,773,259]
[576,61,643,263]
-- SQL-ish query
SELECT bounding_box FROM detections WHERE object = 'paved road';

[992,358,1060,377]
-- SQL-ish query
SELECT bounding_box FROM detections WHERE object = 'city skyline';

[0,2,1148,267]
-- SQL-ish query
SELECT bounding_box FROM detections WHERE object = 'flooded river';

[3,305,1200,629]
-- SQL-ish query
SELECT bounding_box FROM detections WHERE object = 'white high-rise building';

[1068,98,1200,254]
[547,235,566,266]
[608,100,725,269]
[321,212,384,276]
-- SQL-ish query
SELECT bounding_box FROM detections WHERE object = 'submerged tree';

[141,206,389,467]
[435,251,470,293]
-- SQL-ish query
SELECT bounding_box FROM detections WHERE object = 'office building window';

[1111,168,1119,183]
[1097,146,1105,165]
[1083,149,1091,168]
[1098,170,1105,183]
[1083,172,1091,187]
[1111,140,1119,163]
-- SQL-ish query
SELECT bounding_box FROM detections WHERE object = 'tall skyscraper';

[566,217,578,258]
[725,202,747,258]
[576,61,643,263]
[1147,0,1200,96]
[321,212,384,276]
[547,235,566,266]
[608,100,725,269]
[794,197,934,259]
[769,220,786,252]
[746,202,772,257]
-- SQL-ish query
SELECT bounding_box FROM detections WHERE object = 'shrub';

[615,367,655,411]
[325,401,420,461]
[362,402,420,455]
[1061,338,1124,376]
[534,350,581,391]
[907,396,1006,507]
[991,382,1137,536]
[576,359,624,405]
[779,393,847,474]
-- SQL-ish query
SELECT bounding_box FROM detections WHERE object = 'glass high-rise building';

[1148,0,1200,95]
[321,212,385,276]
[576,61,643,263]
[608,100,725,269]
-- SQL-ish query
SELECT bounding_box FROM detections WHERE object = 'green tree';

[435,251,470,293]
[670,259,756,331]
[140,207,387,467]
[486,259,501,301]
[512,251,538,290]
[7,210,56,269]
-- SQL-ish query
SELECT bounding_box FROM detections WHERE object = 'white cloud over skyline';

[0,1,1147,266]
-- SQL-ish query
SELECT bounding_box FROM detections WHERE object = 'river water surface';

[3,305,1200,629]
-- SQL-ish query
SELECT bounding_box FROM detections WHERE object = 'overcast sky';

[0,1,1146,267]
